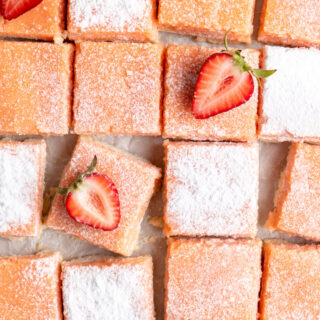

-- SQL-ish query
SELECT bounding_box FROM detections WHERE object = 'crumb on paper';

[148,216,164,228]
[140,237,157,245]
[36,242,44,250]
[148,237,156,243]
[54,31,67,44]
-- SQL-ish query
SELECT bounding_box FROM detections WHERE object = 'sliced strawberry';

[191,31,276,120]
[57,156,120,231]
[192,53,254,119]
[1,0,43,20]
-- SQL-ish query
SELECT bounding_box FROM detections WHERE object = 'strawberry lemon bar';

[260,241,320,319]
[0,139,46,238]
[0,0,65,41]
[46,136,161,256]
[259,0,320,48]
[165,238,262,320]
[0,41,73,135]
[259,46,320,142]
[73,42,164,136]
[0,252,62,320]
[61,256,154,320]
[163,45,260,141]
[164,141,259,237]
[67,0,158,42]
[158,0,255,43]
[266,143,320,241]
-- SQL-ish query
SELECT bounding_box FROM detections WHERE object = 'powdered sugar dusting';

[0,253,61,319]
[0,141,43,235]
[158,0,254,42]
[70,0,148,31]
[62,258,154,320]
[260,46,320,142]
[271,143,320,241]
[0,42,73,135]
[165,142,258,236]
[0,0,65,40]
[261,242,320,319]
[73,43,163,136]
[260,0,320,47]
[166,239,262,319]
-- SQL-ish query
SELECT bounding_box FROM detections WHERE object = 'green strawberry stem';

[56,155,97,201]
[223,30,276,87]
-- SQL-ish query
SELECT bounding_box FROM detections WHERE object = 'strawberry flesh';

[65,173,120,231]
[192,53,254,119]
[1,0,43,20]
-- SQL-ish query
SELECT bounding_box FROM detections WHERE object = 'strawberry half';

[192,31,276,119]
[57,156,120,231]
[1,0,43,20]
[192,53,254,119]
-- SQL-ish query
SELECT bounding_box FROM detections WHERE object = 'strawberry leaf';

[253,69,277,78]
[223,30,277,82]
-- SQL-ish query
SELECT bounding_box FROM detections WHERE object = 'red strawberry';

[57,156,120,231]
[192,53,254,119]
[192,31,276,119]
[1,0,43,20]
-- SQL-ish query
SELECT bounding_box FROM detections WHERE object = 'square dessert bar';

[68,0,158,42]
[0,139,46,238]
[73,42,164,136]
[266,143,320,241]
[46,136,161,256]
[0,41,73,135]
[258,0,320,48]
[260,241,320,319]
[164,141,259,237]
[0,0,65,41]
[158,0,255,43]
[163,45,260,141]
[165,238,262,320]
[0,252,62,320]
[259,46,320,143]
[62,256,154,320]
